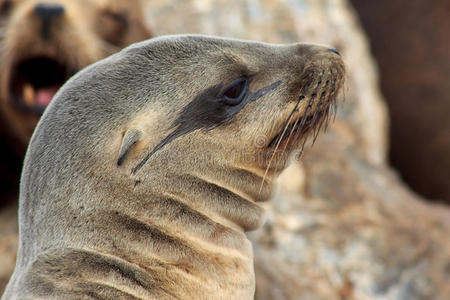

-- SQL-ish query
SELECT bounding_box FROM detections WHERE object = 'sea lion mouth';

[8,56,78,115]
[266,65,344,154]
[267,90,337,154]
[267,105,332,150]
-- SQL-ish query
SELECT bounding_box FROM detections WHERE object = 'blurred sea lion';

[0,0,151,291]
[0,0,152,153]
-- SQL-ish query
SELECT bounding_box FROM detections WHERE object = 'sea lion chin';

[2,35,344,299]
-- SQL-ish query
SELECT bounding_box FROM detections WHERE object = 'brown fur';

[0,0,151,151]
[2,35,344,299]
[0,0,152,291]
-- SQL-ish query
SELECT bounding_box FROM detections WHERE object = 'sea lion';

[0,0,152,151]
[0,0,152,288]
[2,34,344,299]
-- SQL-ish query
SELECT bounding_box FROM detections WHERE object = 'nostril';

[34,3,65,21]
[328,48,340,56]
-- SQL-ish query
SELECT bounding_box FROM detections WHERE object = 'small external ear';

[117,128,142,166]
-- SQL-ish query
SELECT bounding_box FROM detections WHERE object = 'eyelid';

[228,77,247,88]
[221,77,249,105]
[223,75,253,91]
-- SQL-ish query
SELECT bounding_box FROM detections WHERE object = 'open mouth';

[268,107,330,150]
[9,57,77,114]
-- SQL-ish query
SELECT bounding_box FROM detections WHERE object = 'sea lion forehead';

[146,34,277,48]
[128,34,282,62]
[136,35,322,78]
[159,35,321,59]
[113,35,343,172]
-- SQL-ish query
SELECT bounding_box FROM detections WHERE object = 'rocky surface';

[1,0,449,298]
[350,0,450,204]
[144,0,388,166]
[252,128,450,300]
[143,0,450,298]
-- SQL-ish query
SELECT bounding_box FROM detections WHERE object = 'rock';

[143,0,450,298]
[252,130,450,299]
[144,0,388,165]
[1,0,449,298]
[350,0,450,204]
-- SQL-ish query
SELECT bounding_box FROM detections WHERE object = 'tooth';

[23,84,35,106]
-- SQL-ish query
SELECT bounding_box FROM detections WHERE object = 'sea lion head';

[0,0,151,145]
[106,35,344,219]
[6,35,344,299]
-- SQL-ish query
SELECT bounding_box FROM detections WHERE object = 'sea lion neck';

[76,166,262,298]
[133,162,270,233]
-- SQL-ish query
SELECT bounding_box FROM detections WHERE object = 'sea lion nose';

[328,48,340,56]
[34,2,65,20]
[33,2,65,40]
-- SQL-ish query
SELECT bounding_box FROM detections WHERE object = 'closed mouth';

[267,106,330,150]
[266,64,344,153]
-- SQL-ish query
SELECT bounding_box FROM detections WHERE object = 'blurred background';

[351,0,450,204]
[0,0,449,298]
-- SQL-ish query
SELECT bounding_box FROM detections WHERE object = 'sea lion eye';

[222,78,248,105]
[104,10,128,29]
[97,8,130,46]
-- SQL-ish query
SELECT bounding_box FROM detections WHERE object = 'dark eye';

[222,78,248,106]
[105,10,128,28]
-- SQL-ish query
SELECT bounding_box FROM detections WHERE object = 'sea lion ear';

[117,128,142,166]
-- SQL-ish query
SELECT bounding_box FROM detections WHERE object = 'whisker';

[282,116,300,153]
[331,78,341,122]
[275,95,304,172]
[292,96,314,151]
[300,94,315,128]
[280,95,305,151]
[324,105,332,133]
[312,90,326,141]
[298,134,308,157]
[312,114,324,144]
[311,110,320,144]
[313,111,328,143]
[258,95,304,194]
[258,62,345,184]
[268,95,304,148]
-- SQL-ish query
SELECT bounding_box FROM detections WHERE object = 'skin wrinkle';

[0,0,151,146]
[3,35,344,299]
